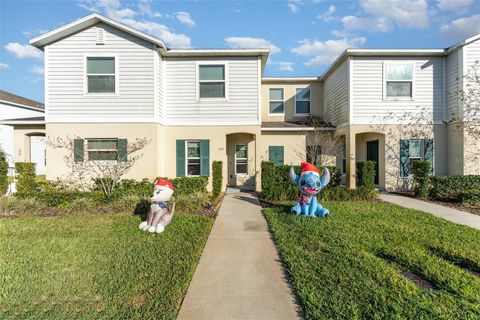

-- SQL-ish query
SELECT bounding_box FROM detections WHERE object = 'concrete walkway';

[380,193,480,230]
[177,192,302,320]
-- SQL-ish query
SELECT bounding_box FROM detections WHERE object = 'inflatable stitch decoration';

[290,162,330,217]
[139,178,175,233]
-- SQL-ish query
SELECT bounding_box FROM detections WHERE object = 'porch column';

[346,129,356,189]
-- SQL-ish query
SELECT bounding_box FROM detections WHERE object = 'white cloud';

[342,15,393,32]
[0,63,9,69]
[276,61,294,72]
[5,43,43,59]
[317,5,337,21]
[360,0,429,29]
[175,12,196,27]
[292,37,367,67]
[29,65,44,75]
[437,0,473,12]
[77,0,191,48]
[22,28,49,38]
[440,14,480,40]
[288,0,303,13]
[225,37,281,54]
[25,75,42,84]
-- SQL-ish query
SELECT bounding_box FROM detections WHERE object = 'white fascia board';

[0,100,44,112]
[261,127,335,132]
[262,77,320,82]
[446,33,480,54]
[0,121,45,125]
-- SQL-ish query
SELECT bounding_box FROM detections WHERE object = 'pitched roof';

[0,90,44,110]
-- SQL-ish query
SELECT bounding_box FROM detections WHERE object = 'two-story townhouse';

[28,13,479,192]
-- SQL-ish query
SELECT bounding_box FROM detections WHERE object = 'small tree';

[15,162,36,193]
[356,161,375,191]
[411,160,430,198]
[48,136,150,198]
[212,161,223,199]
[0,148,9,195]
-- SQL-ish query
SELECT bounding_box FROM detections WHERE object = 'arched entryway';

[355,132,386,188]
[226,133,256,188]
[27,132,46,175]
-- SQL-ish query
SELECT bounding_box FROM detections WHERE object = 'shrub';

[430,175,480,200]
[261,161,343,201]
[105,194,148,214]
[174,192,211,214]
[60,197,98,215]
[319,186,378,202]
[15,190,104,207]
[356,161,375,190]
[0,196,47,216]
[0,149,8,195]
[212,161,223,199]
[15,162,36,193]
[457,190,480,206]
[171,176,208,196]
[412,161,430,198]
[106,178,152,200]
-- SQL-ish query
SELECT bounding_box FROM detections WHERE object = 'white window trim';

[84,54,119,96]
[294,87,311,116]
[86,138,118,162]
[196,61,229,101]
[234,144,248,175]
[268,87,285,116]
[185,140,201,177]
[405,139,435,176]
[382,61,415,101]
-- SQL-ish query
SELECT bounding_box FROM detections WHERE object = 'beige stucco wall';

[13,124,46,163]
[261,81,323,122]
[461,123,480,175]
[45,123,159,181]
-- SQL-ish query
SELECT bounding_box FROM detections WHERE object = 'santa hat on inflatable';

[300,162,320,177]
[155,178,175,190]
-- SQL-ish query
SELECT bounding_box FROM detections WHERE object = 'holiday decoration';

[290,162,330,217]
[139,179,175,233]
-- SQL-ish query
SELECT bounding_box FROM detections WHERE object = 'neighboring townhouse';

[0,90,46,175]
[29,13,479,192]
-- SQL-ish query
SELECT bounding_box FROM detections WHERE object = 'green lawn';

[264,201,480,320]
[0,214,213,320]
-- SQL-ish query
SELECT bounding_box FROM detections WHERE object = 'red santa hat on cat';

[155,178,175,190]
[300,162,320,177]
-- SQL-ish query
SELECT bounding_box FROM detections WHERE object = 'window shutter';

[176,140,186,177]
[399,140,409,177]
[276,146,284,165]
[74,139,84,162]
[423,139,434,175]
[117,139,127,162]
[200,140,210,176]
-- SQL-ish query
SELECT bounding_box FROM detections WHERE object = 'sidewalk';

[379,193,480,230]
[177,192,302,320]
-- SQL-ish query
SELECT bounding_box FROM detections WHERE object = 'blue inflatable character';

[290,162,330,217]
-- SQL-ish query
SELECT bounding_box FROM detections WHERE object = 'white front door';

[30,136,46,175]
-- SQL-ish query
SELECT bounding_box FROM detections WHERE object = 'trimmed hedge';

[15,190,104,207]
[212,161,223,199]
[0,149,8,195]
[171,177,208,195]
[356,161,375,190]
[15,162,36,193]
[412,160,430,198]
[457,190,480,206]
[430,175,480,200]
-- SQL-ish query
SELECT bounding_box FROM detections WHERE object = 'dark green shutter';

[400,140,409,177]
[423,139,434,175]
[74,139,84,162]
[276,146,284,165]
[200,140,210,176]
[176,140,185,177]
[117,139,127,162]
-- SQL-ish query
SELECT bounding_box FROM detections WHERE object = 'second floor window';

[86,57,115,93]
[385,63,413,98]
[295,88,310,114]
[199,65,225,98]
[269,88,284,114]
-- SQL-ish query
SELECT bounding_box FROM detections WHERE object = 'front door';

[366,140,379,185]
[30,136,46,175]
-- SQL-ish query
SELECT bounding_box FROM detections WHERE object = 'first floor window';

[235,144,248,174]
[199,64,225,98]
[269,146,284,166]
[269,88,284,114]
[86,138,118,161]
[187,141,201,176]
[385,63,413,98]
[86,57,115,93]
[295,87,310,114]
[400,139,434,177]
[306,145,321,166]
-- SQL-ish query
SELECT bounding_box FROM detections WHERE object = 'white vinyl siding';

[165,57,259,125]
[446,49,461,122]
[351,57,444,124]
[46,22,155,122]
[323,60,349,126]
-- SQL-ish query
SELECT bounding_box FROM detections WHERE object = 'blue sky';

[1,0,479,103]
